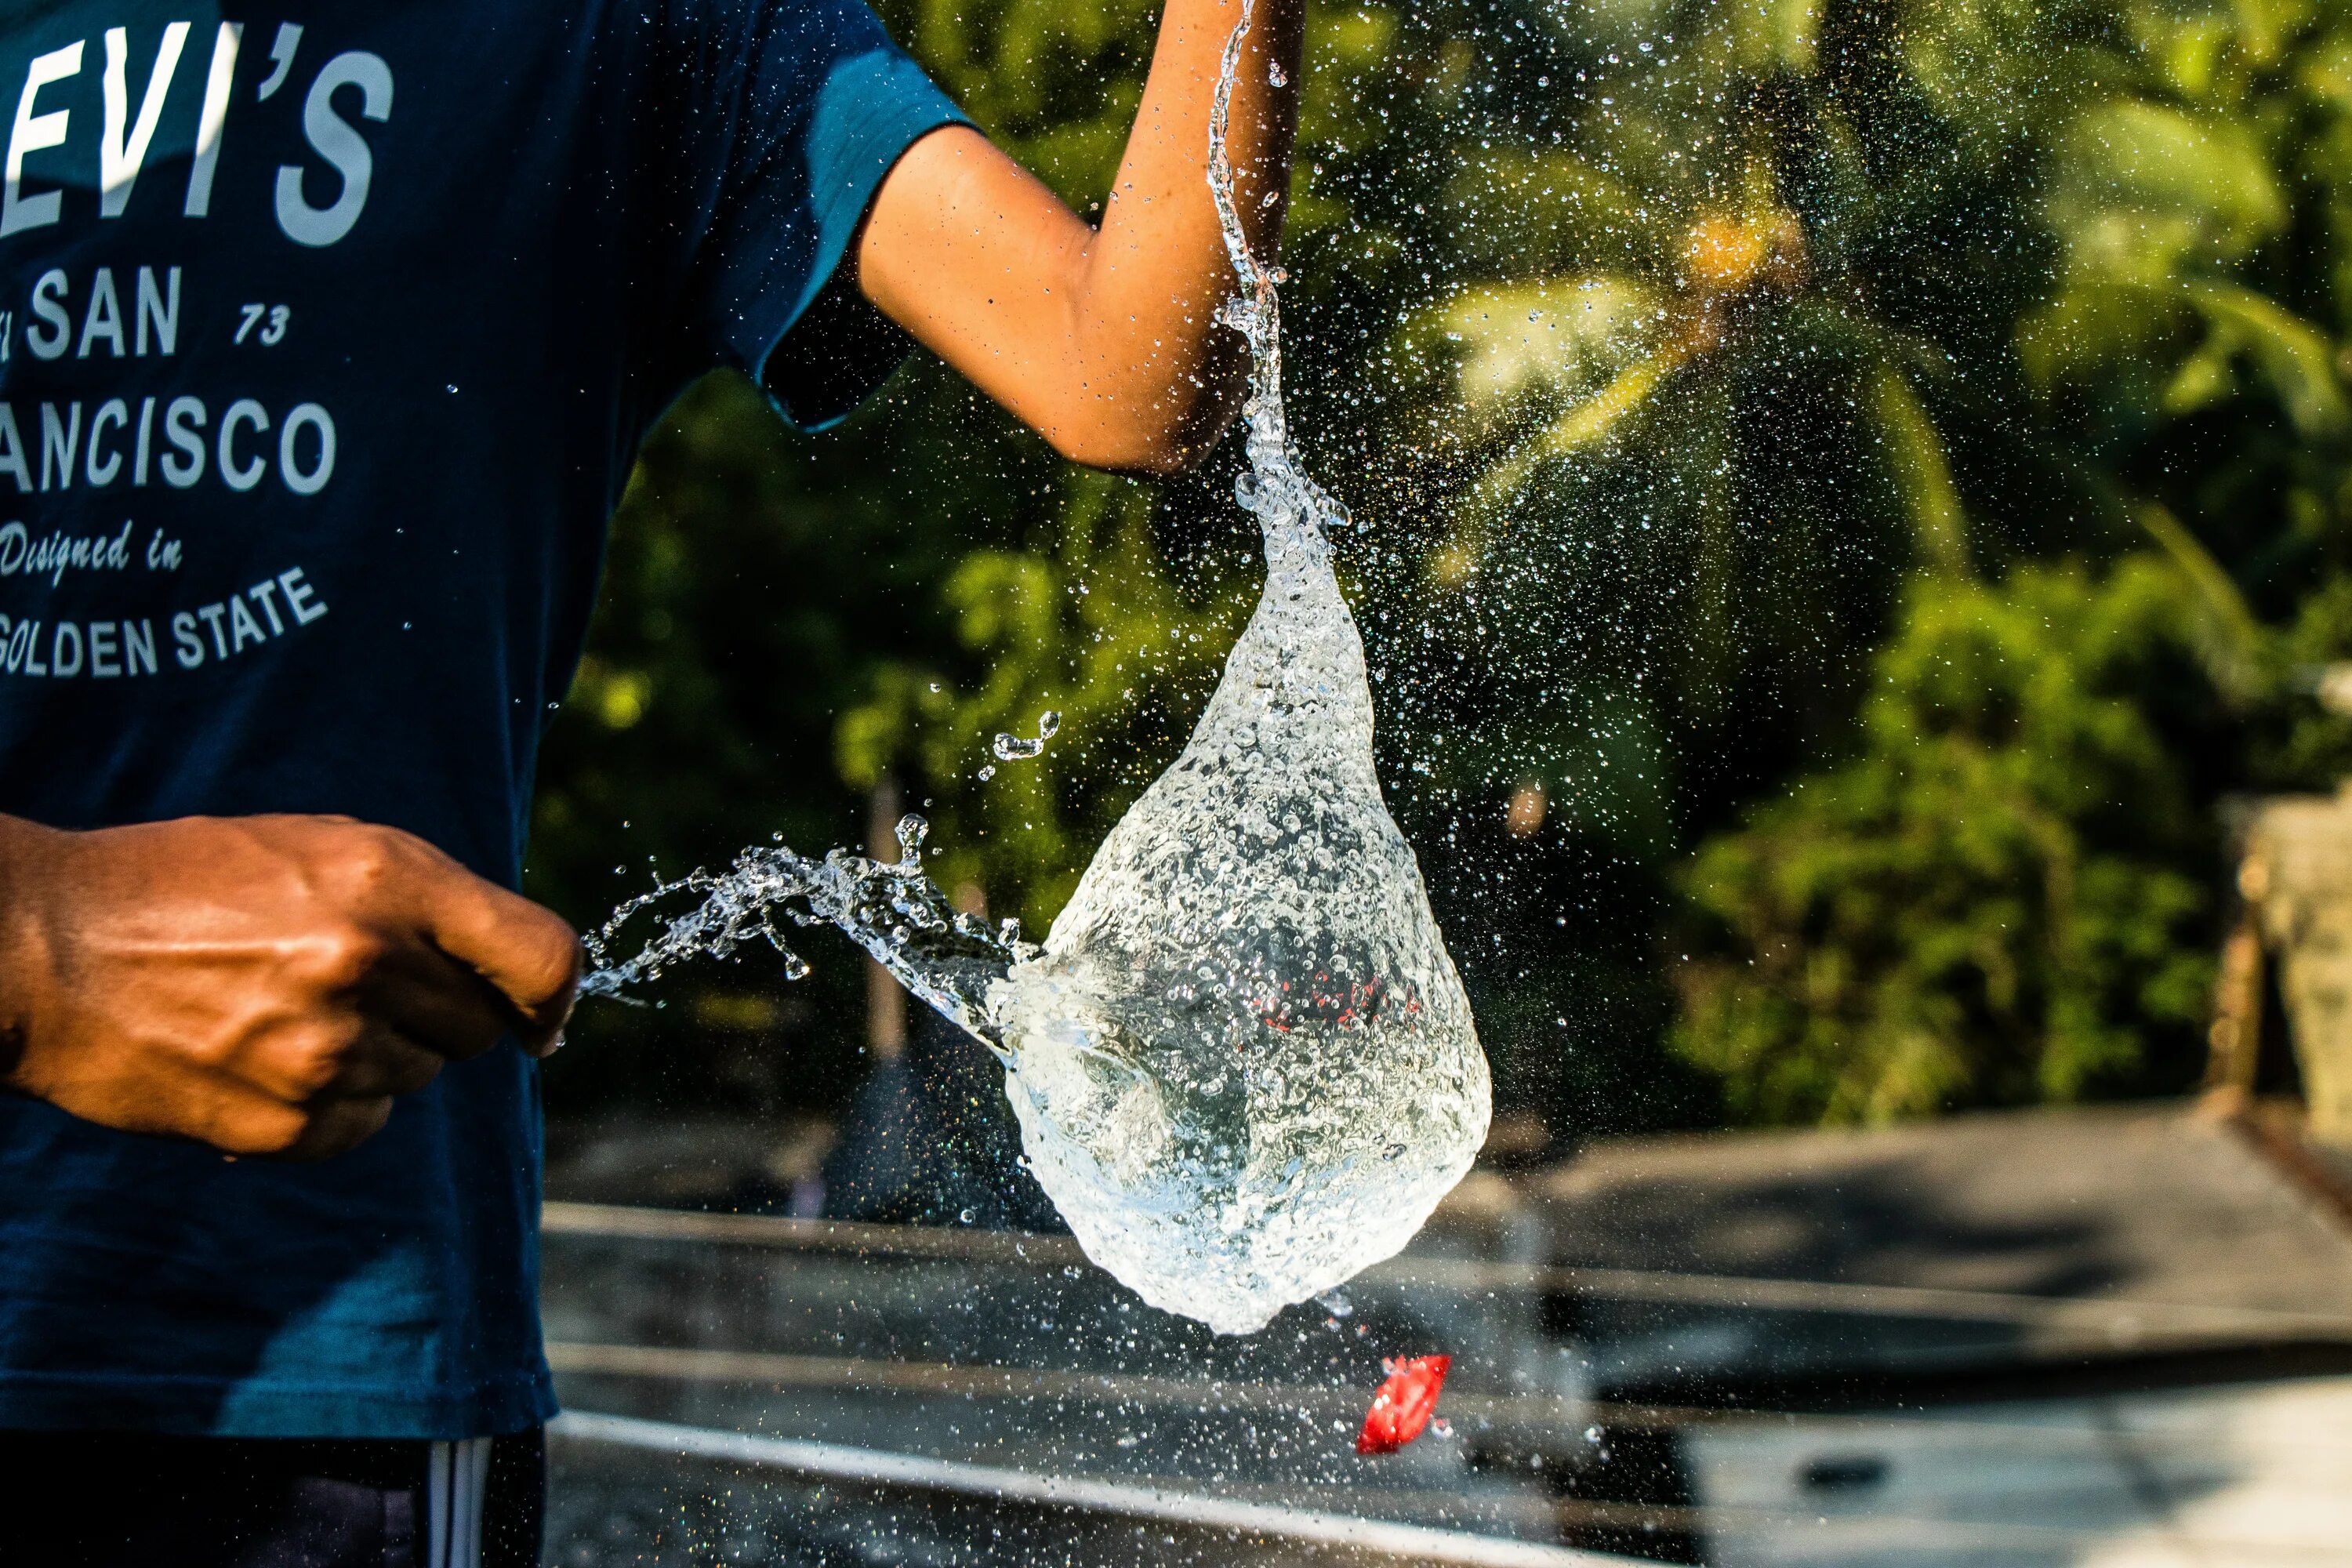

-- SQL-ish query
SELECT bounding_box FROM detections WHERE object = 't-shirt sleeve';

[648,0,971,430]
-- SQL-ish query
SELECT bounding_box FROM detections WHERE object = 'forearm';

[0,812,59,1085]
[1080,0,1305,458]
[857,0,1303,474]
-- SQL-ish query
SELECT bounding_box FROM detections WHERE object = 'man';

[0,0,1300,1559]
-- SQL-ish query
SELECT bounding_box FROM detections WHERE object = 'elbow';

[1047,428,1209,480]
[1042,365,1247,478]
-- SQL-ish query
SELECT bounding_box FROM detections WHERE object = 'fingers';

[273,1096,395,1162]
[186,1079,396,1162]
[365,940,516,1063]
[404,855,583,1056]
[324,1025,445,1098]
[216,1021,436,1158]
[238,1017,446,1104]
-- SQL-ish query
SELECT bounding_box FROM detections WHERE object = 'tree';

[1675,557,2226,1123]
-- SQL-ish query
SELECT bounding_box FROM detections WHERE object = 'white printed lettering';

[132,396,153,484]
[134,267,178,355]
[122,618,155,675]
[2,42,82,238]
[248,577,285,633]
[280,566,326,624]
[256,24,303,101]
[227,593,264,652]
[38,401,79,491]
[0,405,29,492]
[219,398,267,489]
[279,402,333,494]
[183,22,241,218]
[77,267,125,358]
[0,519,133,585]
[0,618,160,679]
[25,269,67,359]
[277,52,392,247]
[86,398,126,485]
[1,574,325,681]
[161,395,205,486]
[100,23,190,218]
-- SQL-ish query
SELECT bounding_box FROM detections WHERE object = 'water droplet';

[895,815,929,857]
[993,707,1062,761]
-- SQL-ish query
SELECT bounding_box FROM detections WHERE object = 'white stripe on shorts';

[426,1436,494,1568]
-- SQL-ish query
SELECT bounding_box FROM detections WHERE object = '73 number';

[235,303,292,346]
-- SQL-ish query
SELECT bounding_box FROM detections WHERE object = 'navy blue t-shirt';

[0,2,965,1437]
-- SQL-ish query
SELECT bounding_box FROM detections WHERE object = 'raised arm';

[854,0,1303,475]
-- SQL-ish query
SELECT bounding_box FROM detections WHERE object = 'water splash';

[579,814,1033,1043]
[981,0,1488,1331]
[580,0,1488,1335]
[993,710,1062,762]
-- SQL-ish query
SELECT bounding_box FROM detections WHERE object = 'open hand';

[0,813,580,1160]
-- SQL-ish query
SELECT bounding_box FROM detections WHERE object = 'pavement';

[539,1098,2352,1564]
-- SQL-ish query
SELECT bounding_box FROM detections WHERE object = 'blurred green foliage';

[1675,558,2226,1123]
[530,0,2352,1135]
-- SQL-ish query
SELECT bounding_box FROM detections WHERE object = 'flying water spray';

[582,0,1490,1333]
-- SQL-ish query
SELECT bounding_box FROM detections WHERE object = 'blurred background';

[528,0,2352,1559]
[533,0,2352,1154]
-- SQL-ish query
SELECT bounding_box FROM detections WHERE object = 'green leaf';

[1865,361,1972,575]
[1419,276,1667,426]
[2183,279,2351,437]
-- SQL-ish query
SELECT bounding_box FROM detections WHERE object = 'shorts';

[0,1426,544,1567]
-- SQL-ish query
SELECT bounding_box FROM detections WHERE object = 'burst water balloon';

[579,0,1487,1334]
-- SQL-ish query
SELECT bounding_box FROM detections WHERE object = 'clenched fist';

[0,814,581,1160]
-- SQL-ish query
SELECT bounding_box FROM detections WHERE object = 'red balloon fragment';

[1356,1353,1451,1455]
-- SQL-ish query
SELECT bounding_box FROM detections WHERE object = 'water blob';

[991,710,1062,762]
[978,0,1488,1332]
[578,0,1486,1337]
